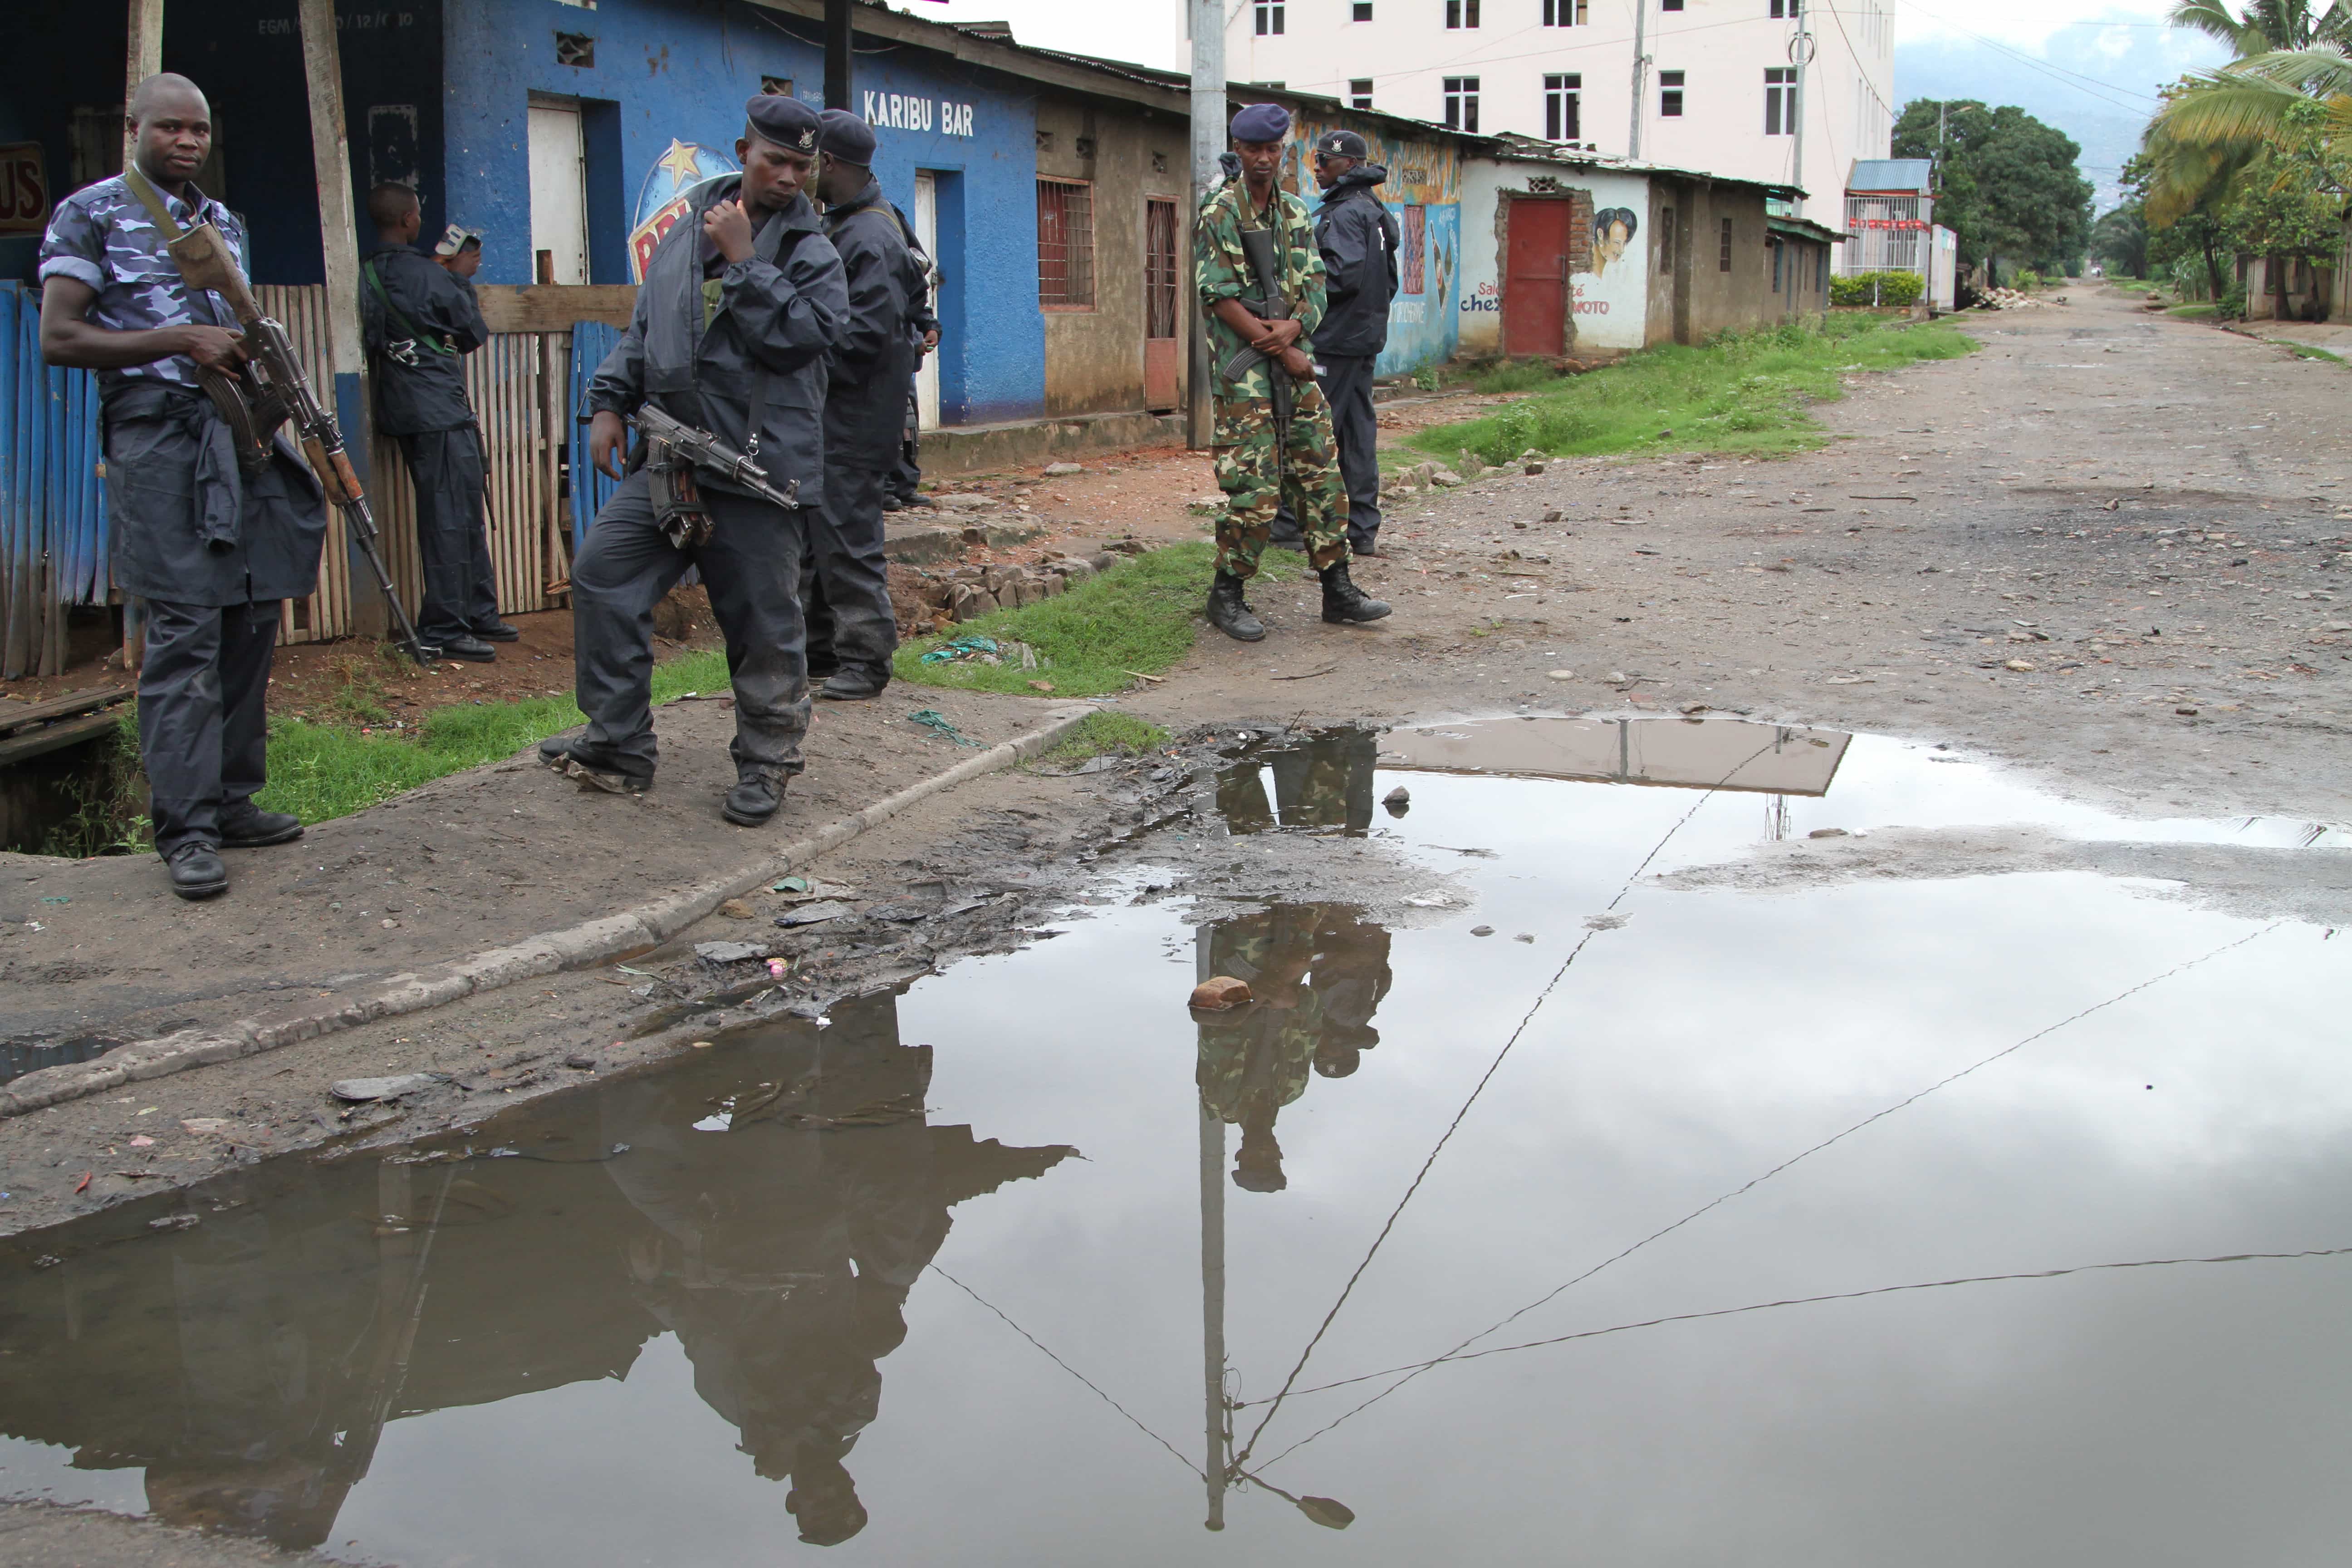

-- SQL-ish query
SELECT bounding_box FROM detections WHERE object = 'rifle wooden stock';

[164,222,263,327]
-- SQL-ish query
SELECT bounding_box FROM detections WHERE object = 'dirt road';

[2,285,2344,1235]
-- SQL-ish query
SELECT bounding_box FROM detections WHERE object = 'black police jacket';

[821,178,929,467]
[1313,167,1400,358]
[587,178,848,506]
[359,245,487,435]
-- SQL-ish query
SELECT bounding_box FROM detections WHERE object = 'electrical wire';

[1238,920,2285,1469]
[1226,736,1787,1469]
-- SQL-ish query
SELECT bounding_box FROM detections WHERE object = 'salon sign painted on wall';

[862,91,975,137]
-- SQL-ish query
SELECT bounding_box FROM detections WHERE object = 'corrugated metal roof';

[1847,158,1934,194]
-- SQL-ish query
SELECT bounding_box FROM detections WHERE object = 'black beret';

[1315,130,1369,160]
[745,93,821,154]
[1230,103,1292,143]
[819,108,877,165]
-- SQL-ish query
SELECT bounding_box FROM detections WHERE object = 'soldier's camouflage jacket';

[1195,178,1328,405]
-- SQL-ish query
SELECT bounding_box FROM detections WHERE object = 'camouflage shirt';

[1195,178,1327,403]
[38,174,250,391]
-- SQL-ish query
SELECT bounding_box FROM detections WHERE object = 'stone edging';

[0,704,1096,1118]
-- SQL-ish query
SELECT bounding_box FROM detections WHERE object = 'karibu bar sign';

[862,91,975,137]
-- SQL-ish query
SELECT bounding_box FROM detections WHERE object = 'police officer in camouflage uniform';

[37,74,323,901]
[551,94,846,828]
[1194,103,1388,643]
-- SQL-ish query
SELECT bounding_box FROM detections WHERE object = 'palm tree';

[2166,0,2350,55]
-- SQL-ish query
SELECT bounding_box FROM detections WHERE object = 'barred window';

[1719,215,1734,272]
[1036,179,1096,309]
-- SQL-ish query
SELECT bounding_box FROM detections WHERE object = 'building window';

[1400,205,1427,294]
[1764,67,1795,135]
[759,76,794,97]
[1659,70,1684,117]
[554,32,595,68]
[1442,76,1480,131]
[1662,0,1684,10]
[1349,78,1374,109]
[1542,0,1588,21]
[1352,0,1374,17]
[1254,1,1284,35]
[1771,0,1799,15]
[1445,0,1481,27]
[1719,215,1733,271]
[1771,238,1785,293]
[1036,178,1095,309]
[1544,74,1582,141]
[1658,207,1675,274]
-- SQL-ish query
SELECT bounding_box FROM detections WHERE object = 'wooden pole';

[823,0,853,109]
[120,0,165,672]
[123,0,163,169]
[297,0,386,638]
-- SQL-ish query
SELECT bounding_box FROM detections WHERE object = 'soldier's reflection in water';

[0,988,1073,1553]
[602,990,1075,1544]
[1217,727,1379,836]
[1197,904,1394,1192]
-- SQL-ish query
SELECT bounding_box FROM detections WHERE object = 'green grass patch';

[893,543,1215,699]
[2285,342,2345,365]
[2104,278,2159,294]
[1034,711,1171,769]
[253,648,732,826]
[1407,316,1975,466]
[2166,303,2219,320]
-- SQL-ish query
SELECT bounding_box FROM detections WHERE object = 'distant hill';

[1893,23,2228,210]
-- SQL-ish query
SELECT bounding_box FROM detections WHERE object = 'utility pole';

[1187,0,1226,449]
[1788,13,1813,216]
[1627,0,1649,160]
[823,0,853,109]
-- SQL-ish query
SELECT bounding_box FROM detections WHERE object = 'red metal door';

[1143,199,1180,411]
[1502,198,1571,357]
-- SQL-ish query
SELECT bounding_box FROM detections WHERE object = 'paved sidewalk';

[1,686,1069,1067]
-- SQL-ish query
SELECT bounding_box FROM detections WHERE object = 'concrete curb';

[0,704,1098,1119]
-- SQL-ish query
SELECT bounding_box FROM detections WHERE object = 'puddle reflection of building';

[0,990,1074,1552]
[1217,728,1381,836]
[1195,906,1394,1195]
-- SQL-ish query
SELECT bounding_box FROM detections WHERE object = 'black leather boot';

[1205,571,1265,642]
[723,773,784,826]
[539,734,652,795]
[1320,563,1392,624]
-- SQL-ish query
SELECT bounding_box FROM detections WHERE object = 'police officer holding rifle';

[38,73,330,901]
[548,94,847,828]
[1195,103,1388,642]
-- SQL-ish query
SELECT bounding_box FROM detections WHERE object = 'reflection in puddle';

[1380,714,1852,796]
[5,724,2351,1565]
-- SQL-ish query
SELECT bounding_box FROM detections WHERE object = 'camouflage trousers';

[1212,382,1351,578]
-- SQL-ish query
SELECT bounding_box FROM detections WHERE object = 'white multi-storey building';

[1214,0,1895,216]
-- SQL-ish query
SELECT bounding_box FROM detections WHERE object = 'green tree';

[2089,200,2151,275]
[1894,100,2096,284]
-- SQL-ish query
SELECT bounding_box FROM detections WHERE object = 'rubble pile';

[1972,288,2061,310]
[892,550,1122,631]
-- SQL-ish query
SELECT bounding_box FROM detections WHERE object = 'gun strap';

[361,260,455,356]
[123,163,186,240]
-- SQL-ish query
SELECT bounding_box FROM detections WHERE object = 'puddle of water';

[5,720,2349,1566]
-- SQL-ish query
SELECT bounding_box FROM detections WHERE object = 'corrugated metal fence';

[0,281,586,676]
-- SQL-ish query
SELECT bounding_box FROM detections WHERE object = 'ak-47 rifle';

[126,167,433,666]
[631,404,800,507]
[1223,225,1300,484]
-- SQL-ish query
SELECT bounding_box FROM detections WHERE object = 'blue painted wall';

[441,0,1045,426]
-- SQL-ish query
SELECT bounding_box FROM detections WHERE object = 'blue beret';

[745,93,820,154]
[1230,103,1292,143]
[819,108,877,165]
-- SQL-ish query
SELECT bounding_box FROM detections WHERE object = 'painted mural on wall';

[627,139,740,284]
[1573,204,1645,335]
[1284,114,1460,376]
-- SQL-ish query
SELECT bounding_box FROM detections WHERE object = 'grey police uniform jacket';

[821,178,928,466]
[360,245,487,435]
[586,179,848,505]
[1313,167,1401,358]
